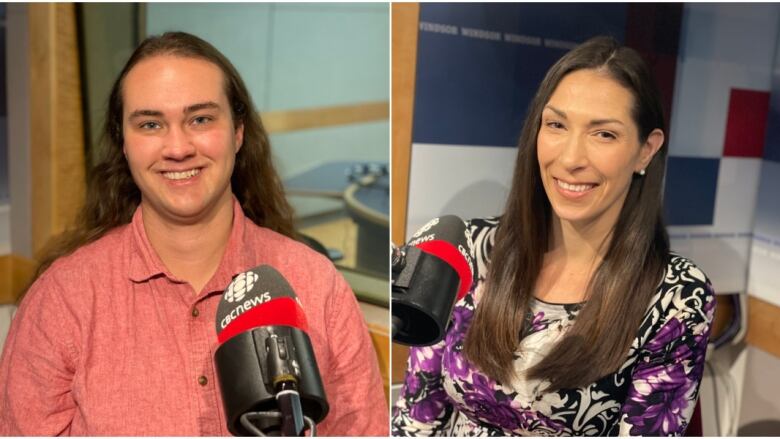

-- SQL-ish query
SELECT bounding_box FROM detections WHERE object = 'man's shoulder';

[240,222,348,318]
[44,224,131,277]
[242,221,337,276]
[22,225,131,311]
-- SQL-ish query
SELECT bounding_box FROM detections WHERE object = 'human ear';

[637,128,664,172]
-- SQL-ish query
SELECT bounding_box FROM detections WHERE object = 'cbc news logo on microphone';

[225,271,259,303]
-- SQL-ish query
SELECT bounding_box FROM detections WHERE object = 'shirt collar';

[127,197,252,293]
[128,206,167,283]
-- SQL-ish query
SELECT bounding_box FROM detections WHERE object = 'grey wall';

[738,346,780,435]
[4,3,31,258]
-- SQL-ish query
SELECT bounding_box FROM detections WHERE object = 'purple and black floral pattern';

[392,217,715,437]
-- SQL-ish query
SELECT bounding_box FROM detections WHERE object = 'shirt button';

[198,375,208,386]
[192,308,200,317]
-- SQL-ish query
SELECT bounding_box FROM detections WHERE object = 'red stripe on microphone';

[415,240,473,301]
[217,297,309,345]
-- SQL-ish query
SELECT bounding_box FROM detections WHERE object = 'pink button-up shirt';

[0,200,388,436]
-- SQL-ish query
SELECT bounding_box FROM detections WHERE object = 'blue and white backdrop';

[405,3,780,307]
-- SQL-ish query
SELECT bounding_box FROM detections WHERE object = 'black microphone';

[392,215,475,346]
[214,265,329,436]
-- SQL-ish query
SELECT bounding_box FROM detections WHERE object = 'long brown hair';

[27,32,295,293]
[463,36,670,390]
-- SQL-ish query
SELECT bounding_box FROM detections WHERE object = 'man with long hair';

[0,32,388,436]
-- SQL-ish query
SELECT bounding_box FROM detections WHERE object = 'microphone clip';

[214,326,329,436]
[391,246,461,346]
[391,245,421,291]
[265,334,306,436]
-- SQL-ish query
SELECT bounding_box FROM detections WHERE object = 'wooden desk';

[0,254,36,305]
[746,295,780,358]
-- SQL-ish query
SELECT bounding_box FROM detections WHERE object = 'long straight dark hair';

[26,32,295,293]
[463,36,670,390]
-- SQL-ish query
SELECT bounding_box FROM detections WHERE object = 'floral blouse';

[392,217,715,436]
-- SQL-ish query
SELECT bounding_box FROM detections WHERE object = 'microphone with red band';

[214,265,328,436]
[391,215,476,346]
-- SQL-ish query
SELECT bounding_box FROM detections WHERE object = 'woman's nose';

[557,134,588,171]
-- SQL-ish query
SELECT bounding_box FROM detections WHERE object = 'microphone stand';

[237,334,319,437]
[215,325,329,437]
[390,245,407,340]
[276,387,304,435]
[239,411,317,437]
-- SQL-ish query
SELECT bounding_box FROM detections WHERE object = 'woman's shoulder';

[645,252,715,314]
[660,252,713,296]
[465,216,501,235]
[637,253,715,347]
[657,252,715,316]
[616,252,715,366]
[464,216,501,279]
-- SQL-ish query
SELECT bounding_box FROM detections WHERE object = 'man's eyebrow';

[543,105,624,126]
[184,101,221,114]
[128,109,163,120]
[127,102,221,120]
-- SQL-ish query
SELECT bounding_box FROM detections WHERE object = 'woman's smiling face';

[536,68,663,230]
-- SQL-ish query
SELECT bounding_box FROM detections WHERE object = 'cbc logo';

[225,271,259,303]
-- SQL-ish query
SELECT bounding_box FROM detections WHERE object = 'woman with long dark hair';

[0,32,387,436]
[393,36,714,436]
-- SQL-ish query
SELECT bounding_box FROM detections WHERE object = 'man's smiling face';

[122,54,243,225]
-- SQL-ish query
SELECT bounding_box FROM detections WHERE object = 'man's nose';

[161,125,196,160]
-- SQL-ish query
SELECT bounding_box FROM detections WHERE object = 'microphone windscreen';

[407,215,475,300]
[216,265,309,344]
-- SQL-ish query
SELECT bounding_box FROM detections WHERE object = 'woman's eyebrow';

[589,118,624,127]
[543,105,567,119]
[544,105,624,127]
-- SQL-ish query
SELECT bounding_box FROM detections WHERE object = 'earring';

[639,169,646,176]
